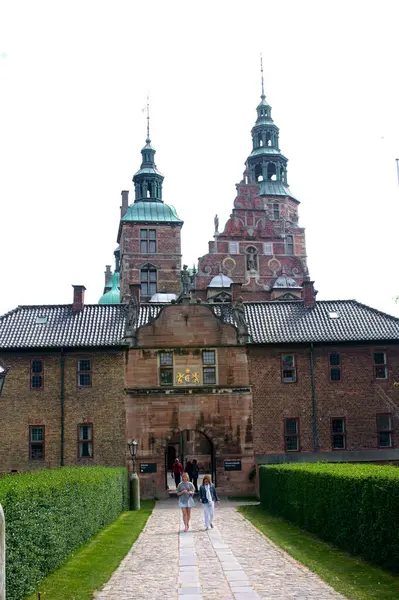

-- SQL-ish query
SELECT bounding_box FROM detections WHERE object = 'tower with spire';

[194,59,308,301]
[100,100,184,304]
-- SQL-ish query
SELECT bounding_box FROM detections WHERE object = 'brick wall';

[249,343,399,456]
[125,304,255,497]
[120,222,182,302]
[0,350,126,473]
[194,181,308,299]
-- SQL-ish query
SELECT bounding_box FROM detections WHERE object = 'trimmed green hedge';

[259,463,399,571]
[0,466,128,600]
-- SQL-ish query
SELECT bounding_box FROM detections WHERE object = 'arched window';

[254,164,263,182]
[267,163,277,181]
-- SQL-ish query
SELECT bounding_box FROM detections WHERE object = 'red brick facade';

[0,350,126,472]
[195,184,307,301]
[2,93,399,500]
[249,344,399,457]
[124,304,254,497]
[119,222,182,303]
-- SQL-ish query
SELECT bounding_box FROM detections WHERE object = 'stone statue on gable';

[232,296,248,335]
[181,264,191,295]
[122,297,138,347]
[214,214,219,234]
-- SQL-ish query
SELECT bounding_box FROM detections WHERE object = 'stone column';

[0,503,5,600]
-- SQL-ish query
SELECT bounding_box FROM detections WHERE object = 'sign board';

[139,463,157,474]
[224,460,242,471]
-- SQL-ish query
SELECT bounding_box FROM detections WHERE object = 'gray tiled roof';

[243,300,399,344]
[0,305,126,349]
[1,300,399,350]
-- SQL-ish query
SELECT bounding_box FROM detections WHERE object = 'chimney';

[121,190,129,218]
[104,265,112,286]
[72,285,86,311]
[302,279,316,308]
[231,282,243,304]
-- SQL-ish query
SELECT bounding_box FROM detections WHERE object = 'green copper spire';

[121,100,183,225]
[243,58,295,199]
[98,271,120,304]
[133,96,164,203]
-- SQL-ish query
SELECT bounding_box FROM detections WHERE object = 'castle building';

[1,81,399,498]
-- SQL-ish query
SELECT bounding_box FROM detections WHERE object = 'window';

[78,360,91,387]
[229,241,239,254]
[272,203,280,220]
[377,414,393,448]
[286,235,294,255]
[141,269,157,296]
[30,359,43,389]
[29,425,45,460]
[264,242,273,255]
[78,424,93,458]
[281,354,296,383]
[159,352,173,386]
[140,229,156,253]
[202,350,216,384]
[284,418,299,451]
[329,353,341,381]
[331,418,346,449]
[374,352,387,379]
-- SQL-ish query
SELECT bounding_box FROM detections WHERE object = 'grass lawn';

[25,500,154,600]
[238,505,399,600]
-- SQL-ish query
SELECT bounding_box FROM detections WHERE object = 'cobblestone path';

[95,500,346,600]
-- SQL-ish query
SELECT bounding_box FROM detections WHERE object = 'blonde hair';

[202,475,212,485]
[182,472,190,481]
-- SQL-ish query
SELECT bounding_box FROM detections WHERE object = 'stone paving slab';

[94,499,347,600]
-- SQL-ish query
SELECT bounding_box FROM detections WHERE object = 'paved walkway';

[95,500,346,600]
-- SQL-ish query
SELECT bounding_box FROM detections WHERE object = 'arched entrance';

[165,429,216,490]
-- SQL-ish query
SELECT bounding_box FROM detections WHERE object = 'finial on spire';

[146,93,150,142]
[260,54,265,99]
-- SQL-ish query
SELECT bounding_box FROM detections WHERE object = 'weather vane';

[260,53,265,98]
[146,93,150,141]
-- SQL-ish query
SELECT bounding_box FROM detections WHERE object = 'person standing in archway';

[199,475,219,530]
[185,459,193,481]
[177,472,195,532]
[191,459,199,492]
[172,458,183,487]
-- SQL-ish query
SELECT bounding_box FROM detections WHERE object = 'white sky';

[1,0,399,317]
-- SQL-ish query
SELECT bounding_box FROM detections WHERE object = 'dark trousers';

[192,477,198,492]
[174,473,181,486]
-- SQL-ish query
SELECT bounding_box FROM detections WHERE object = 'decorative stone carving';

[232,297,250,344]
[122,298,139,347]
[214,214,219,234]
[246,247,258,271]
[181,265,192,295]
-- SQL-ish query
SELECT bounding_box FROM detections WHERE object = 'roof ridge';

[351,300,399,322]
